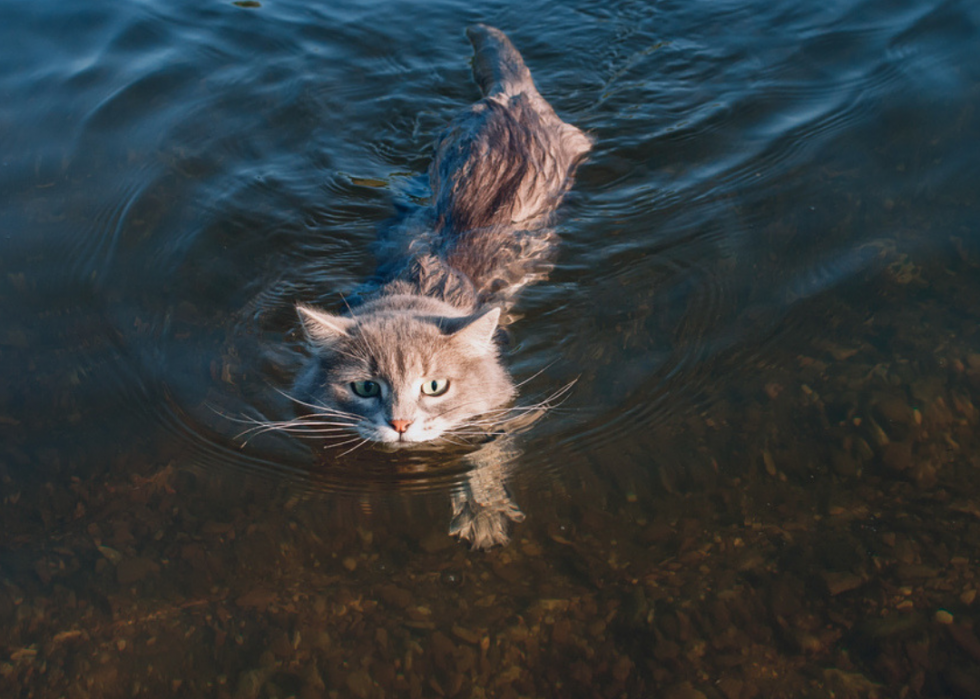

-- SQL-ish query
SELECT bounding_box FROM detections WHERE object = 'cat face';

[295,304,515,445]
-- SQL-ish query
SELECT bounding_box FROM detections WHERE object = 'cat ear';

[446,307,501,354]
[296,304,353,344]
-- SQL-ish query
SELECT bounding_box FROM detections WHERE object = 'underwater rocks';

[6,247,980,698]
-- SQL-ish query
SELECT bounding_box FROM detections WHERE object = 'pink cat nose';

[389,419,412,434]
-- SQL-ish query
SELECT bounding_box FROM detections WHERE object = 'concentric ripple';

[4,0,978,500]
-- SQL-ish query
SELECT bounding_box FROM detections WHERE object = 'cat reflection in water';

[285,25,589,547]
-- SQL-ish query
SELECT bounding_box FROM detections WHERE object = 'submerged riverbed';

[3,0,980,696]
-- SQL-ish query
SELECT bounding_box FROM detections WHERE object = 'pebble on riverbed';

[7,239,980,699]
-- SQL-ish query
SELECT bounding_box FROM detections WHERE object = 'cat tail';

[466,24,537,98]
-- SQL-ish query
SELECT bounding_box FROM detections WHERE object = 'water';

[3,0,980,695]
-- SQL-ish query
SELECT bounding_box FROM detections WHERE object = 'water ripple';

[4,0,978,499]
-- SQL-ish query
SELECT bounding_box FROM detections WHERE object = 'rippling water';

[3,0,980,695]
[4,0,968,485]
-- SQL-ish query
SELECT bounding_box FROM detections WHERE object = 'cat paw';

[449,493,525,550]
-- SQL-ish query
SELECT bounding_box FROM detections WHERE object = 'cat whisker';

[214,408,350,439]
[262,413,359,426]
[511,360,560,390]
[447,422,513,431]
[335,436,372,458]
[445,431,509,440]
[215,411,269,427]
[292,426,360,434]
[278,415,361,427]
[497,379,577,413]
[270,387,332,411]
[429,389,518,422]
[233,414,360,444]
[430,376,576,428]
[465,396,568,423]
[437,435,475,448]
[237,415,358,433]
[324,434,365,448]
[272,388,361,420]
[233,418,295,442]
[447,378,578,436]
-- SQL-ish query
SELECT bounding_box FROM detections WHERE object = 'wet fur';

[291,25,590,546]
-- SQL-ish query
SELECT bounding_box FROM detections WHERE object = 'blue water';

[3,0,980,695]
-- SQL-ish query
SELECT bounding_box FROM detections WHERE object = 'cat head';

[294,303,515,445]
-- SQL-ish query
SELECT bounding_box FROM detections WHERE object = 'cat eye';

[351,380,381,398]
[421,379,450,396]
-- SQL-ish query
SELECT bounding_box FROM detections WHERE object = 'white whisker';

[271,387,360,418]
[336,437,371,458]
[512,360,560,390]
[236,417,357,435]
[325,434,365,449]
[438,435,478,448]
[292,426,359,433]
[441,378,578,438]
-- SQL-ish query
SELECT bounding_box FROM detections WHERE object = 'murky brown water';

[3,0,980,696]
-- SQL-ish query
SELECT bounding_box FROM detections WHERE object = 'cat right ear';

[445,307,501,354]
[296,304,353,344]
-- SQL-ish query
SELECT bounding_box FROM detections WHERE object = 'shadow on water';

[4,0,980,696]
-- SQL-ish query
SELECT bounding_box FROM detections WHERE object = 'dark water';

[4,0,980,696]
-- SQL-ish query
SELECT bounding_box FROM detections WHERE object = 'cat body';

[293,25,589,546]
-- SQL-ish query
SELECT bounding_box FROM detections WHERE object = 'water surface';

[3,0,980,696]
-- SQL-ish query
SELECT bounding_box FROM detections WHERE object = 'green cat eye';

[421,379,450,396]
[351,380,381,398]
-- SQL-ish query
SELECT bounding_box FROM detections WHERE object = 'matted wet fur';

[288,25,590,548]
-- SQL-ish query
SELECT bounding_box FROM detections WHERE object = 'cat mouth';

[356,422,433,446]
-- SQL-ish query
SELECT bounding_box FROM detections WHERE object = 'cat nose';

[389,419,413,434]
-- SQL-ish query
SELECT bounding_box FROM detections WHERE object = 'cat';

[290,24,590,547]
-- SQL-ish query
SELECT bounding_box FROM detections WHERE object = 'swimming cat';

[291,25,590,547]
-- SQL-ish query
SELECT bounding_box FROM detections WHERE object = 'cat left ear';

[446,307,501,354]
[296,304,353,345]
